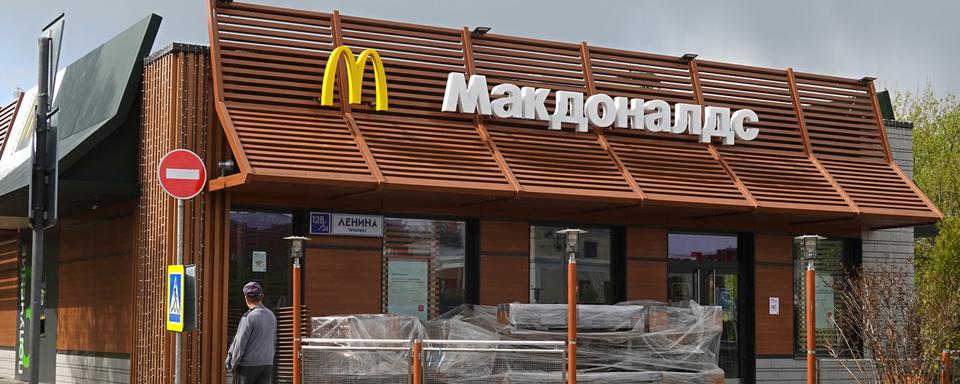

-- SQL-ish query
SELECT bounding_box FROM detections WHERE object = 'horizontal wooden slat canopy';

[0,96,22,160]
[205,0,941,228]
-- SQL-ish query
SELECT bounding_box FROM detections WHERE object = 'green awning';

[0,14,161,226]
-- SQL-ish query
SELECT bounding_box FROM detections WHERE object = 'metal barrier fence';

[302,338,413,383]
[422,340,567,383]
[301,338,567,384]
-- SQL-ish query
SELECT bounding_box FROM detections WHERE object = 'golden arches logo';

[319,46,389,111]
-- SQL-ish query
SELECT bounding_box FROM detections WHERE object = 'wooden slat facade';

[119,1,945,382]
[0,233,18,348]
[135,46,232,384]
[0,95,23,160]
[754,234,795,356]
[303,237,382,317]
[204,0,940,228]
[57,204,136,354]
[478,221,529,305]
[625,228,668,302]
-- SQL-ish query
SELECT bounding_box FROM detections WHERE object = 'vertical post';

[174,199,183,384]
[567,254,577,384]
[27,35,51,384]
[292,256,302,384]
[805,259,815,384]
[285,236,308,384]
[412,339,423,384]
[942,350,950,384]
[558,229,584,384]
[796,235,822,384]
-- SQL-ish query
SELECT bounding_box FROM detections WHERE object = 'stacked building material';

[305,301,724,383]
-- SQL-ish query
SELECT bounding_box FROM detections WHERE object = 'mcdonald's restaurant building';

[0,1,942,383]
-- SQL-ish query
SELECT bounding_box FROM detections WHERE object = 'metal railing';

[301,338,567,384]
[422,340,567,383]
[301,338,413,383]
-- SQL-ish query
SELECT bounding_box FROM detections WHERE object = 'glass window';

[668,233,738,262]
[228,210,293,338]
[383,218,466,320]
[530,226,612,304]
[794,238,853,353]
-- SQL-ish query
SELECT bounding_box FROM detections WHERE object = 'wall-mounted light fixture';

[471,26,491,37]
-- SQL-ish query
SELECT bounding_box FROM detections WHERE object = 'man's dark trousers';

[234,365,272,384]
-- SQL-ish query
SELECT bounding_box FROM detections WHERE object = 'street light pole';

[26,35,51,384]
[285,236,309,384]
[26,15,63,383]
[557,229,585,384]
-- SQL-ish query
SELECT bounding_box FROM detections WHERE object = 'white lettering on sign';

[165,168,201,180]
[441,73,761,145]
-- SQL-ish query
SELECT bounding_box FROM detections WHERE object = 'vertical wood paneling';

[754,234,795,356]
[626,228,667,301]
[0,233,19,348]
[57,210,135,353]
[135,46,229,384]
[304,237,382,316]
[479,221,528,305]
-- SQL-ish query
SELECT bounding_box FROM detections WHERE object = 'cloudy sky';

[2,0,958,103]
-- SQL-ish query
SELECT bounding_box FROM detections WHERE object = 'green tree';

[895,86,960,357]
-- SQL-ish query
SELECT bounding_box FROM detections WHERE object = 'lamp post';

[796,235,824,384]
[557,228,585,384]
[285,236,309,384]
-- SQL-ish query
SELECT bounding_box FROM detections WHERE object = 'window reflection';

[228,211,293,339]
[668,233,738,262]
[794,238,851,353]
[529,226,612,304]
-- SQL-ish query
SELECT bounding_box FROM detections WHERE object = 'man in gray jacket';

[225,281,277,384]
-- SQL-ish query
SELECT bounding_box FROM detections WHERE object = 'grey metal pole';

[28,36,51,384]
[174,199,183,384]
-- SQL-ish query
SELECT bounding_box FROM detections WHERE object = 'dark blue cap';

[243,281,263,298]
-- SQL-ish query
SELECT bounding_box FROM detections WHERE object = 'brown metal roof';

[204,0,941,227]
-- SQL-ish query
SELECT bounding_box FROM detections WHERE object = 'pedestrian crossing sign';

[166,265,185,332]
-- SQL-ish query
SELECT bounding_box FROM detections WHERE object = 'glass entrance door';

[712,271,740,383]
[667,233,743,384]
[667,268,740,383]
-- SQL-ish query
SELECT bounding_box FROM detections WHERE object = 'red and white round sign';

[158,149,207,200]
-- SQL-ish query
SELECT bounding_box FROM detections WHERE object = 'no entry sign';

[158,149,207,199]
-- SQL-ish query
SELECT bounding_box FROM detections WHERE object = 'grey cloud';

[1,0,957,102]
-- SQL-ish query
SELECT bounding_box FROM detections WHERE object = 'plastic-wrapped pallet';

[304,301,725,383]
[303,314,425,383]
[505,304,644,332]
[425,305,501,380]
